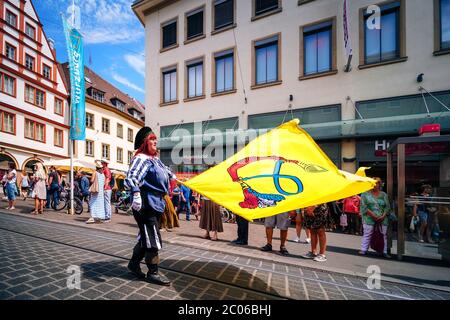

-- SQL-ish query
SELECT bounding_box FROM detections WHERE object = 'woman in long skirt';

[199,197,224,241]
[31,163,47,215]
[87,164,106,223]
[160,194,180,231]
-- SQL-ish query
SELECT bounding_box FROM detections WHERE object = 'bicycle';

[51,188,84,215]
[220,207,235,223]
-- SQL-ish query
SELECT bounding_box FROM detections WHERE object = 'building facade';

[133,0,450,186]
[0,0,69,175]
[60,63,145,174]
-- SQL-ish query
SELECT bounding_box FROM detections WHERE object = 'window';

[5,10,17,28]
[162,19,177,49]
[214,0,234,31]
[117,148,123,163]
[186,59,204,99]
[25,84,45,108]
[363,2,401,64]
[439,0,450,50]
[25,119,45,142]
[86,113,94,129]
[85,140,94,157]
[25,54,35,71]
[54,98,63,116]
[113,99,125,112]
[254,0,280,17]
[128,128,133,142]
[102,144,110,160]
[102,118,110,133]
[43,64,51,80]
[128,151,133,165]
[162,67,177,104]
[25,23,36,39]
[0,73,15,96]
[186,7,204,40]
[5,43,16,61]
[91,89,105,103]
[54,129,63,147]
[254,35,279,86]
[302,20,334,76]
[214,49,234,93]
[117,123,123,138]
[0,111,15,134]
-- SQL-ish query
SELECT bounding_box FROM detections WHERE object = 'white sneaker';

[305,238,311,244]
[293,236,300,243]
[10,207,15,210]
[313,254,327,262]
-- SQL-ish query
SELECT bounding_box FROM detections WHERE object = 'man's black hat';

[134,126,153,150]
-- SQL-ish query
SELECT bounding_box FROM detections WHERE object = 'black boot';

[146,264,171,286]
[128,243,146,279]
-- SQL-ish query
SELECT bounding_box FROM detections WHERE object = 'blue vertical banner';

[62,17,86,140]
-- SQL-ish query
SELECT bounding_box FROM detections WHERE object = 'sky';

[33,0,146,103]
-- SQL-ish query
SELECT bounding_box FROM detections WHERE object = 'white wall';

[144,0,450,135]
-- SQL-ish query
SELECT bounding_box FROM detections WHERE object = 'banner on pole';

[343,0,353,72]
[63,17,86,140]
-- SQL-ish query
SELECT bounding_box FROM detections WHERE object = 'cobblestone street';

[1,212,449,300]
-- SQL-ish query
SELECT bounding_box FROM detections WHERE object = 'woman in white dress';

[87,162,106,224]
[32,163,47,215]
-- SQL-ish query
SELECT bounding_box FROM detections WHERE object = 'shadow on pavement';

[79,258,281,299]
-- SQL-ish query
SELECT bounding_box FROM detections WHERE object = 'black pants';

[130,209,162,274]
[347,213,361,234]
[236,215,249,243]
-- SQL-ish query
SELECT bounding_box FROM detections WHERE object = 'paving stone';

[28,284,60,297]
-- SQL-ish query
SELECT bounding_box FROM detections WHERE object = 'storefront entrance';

[387,135,450,262]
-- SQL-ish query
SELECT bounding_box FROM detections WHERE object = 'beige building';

[133,0,450,183]
[0,0,69,175]
[60,63,145,174]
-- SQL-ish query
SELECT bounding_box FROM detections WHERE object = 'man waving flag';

[183,119,376,221]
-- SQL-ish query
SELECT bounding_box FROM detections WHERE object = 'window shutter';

[163,21,177,48]
[255,0,279,15]
[187,10,204,39]
[215,0,233,29]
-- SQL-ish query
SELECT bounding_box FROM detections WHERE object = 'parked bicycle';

[114,191,132,215]
[220,207,235,223]
[51,188,83,215]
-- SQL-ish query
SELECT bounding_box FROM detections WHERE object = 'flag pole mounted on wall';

[343,0,353,73]
[62,11,86,214]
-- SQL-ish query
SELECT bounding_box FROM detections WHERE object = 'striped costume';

[125,153,173,276]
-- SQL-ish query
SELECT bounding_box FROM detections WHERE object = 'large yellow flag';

[183,119,376,221]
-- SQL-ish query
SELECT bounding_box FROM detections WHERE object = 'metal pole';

[69,139,74,215]
[397,144,406,260]
[387,151,393,254]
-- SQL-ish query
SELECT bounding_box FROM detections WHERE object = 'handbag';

[370,223,385,254]
[89,173,99,194]
[340,213,348,227]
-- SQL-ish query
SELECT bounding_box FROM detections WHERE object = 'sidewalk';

[2,198,450,292]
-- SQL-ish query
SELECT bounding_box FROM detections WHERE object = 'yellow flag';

[183,119,376,221]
